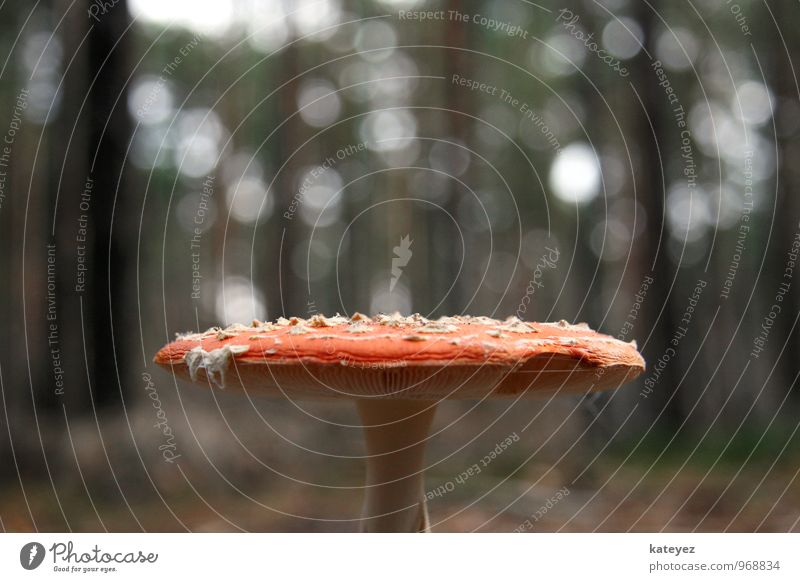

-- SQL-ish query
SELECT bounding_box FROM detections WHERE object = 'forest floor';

[2,457,797,532]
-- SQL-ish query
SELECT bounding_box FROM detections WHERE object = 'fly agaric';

[154,314,644,532]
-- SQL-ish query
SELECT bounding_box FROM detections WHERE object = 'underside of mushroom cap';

[154,314,645,399]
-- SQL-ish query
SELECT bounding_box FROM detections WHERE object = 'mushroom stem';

[356,399,437,532]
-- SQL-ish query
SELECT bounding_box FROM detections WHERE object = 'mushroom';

[154,314,644,532]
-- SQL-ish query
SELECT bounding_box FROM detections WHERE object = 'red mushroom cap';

[154,314,645,399]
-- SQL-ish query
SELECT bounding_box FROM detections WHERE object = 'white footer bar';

[1,533,797,580]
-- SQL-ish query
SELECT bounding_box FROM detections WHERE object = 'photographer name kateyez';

[650,544,695,555]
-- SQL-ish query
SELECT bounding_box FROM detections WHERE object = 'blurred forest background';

[0,0,799,532]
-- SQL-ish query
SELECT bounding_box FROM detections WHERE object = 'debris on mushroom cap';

[307,314,350,327]
[184,344,249,388]
[307,314,333,327]
[375,312,416,326]
[500,321,538,333]
[179,322,276,341]
[539,320,591,331]
[461,316,498,326]
[417,323,457,334]
[154,313,645,396]
[156,314,645,384]
[346,323,374,333]
[288,325,312,335]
